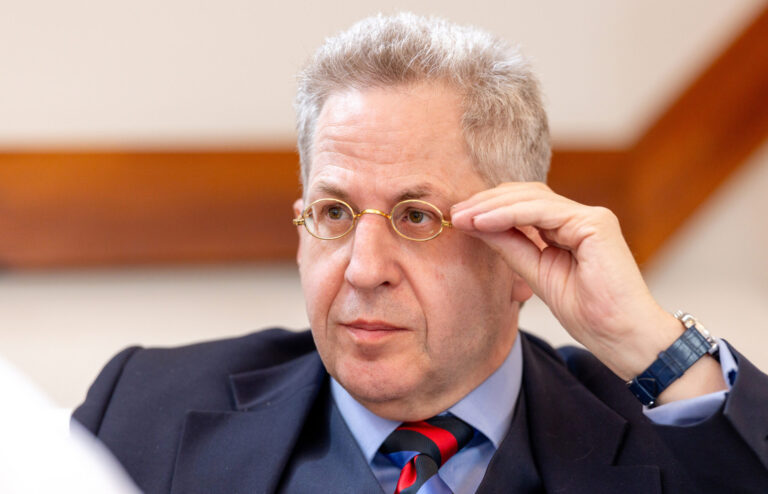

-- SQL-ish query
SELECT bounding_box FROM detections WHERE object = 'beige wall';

[0,0,763,147]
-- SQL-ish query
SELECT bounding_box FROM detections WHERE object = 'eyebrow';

[312,182,350,201]
[395,185,436,202]
[310,181,442,205]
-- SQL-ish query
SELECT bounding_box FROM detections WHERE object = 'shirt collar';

[331,332,523,462]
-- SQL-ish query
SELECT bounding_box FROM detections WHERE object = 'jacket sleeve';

[721,346,768,469]
[560,339,768,491]
[72,346,142,436]
[652,344,768,490]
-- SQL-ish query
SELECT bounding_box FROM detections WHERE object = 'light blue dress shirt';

[331,334,737,494]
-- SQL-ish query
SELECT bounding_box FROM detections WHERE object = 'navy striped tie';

[379,415,475,494]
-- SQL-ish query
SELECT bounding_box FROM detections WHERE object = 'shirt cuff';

[643,339,737,426]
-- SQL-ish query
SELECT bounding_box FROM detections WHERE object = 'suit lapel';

[520,334,662,494]
[277,382,385,494]
[170,352,327,494]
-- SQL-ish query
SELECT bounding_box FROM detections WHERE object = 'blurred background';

[1,0,766,408]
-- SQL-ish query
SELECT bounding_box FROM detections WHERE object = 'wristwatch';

[626,311,719,407]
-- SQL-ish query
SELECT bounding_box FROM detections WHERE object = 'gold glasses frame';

[292,197,453,242]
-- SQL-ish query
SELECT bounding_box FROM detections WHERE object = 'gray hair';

[295,12,550,187]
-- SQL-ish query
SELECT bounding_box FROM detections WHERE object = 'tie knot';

[380,415,475,468]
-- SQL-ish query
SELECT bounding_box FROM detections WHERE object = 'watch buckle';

[674,310,718,354]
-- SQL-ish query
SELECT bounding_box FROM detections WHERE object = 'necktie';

[379,415,475,494]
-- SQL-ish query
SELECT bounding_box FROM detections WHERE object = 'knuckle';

[591,206,618,225]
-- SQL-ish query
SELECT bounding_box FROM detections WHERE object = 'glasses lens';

[391,200,444,240]
[304,199,355,239]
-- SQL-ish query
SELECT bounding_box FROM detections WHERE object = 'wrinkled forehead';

[303,84,479,205]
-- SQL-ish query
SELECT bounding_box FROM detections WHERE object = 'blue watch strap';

[627,324,715,407]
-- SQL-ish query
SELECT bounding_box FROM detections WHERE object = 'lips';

[340,319,408,343]
[343,319,407,331]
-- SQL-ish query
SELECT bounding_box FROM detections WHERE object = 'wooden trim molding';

[622,5,768,265]
[1,7,766,270]
[0,152,302,268]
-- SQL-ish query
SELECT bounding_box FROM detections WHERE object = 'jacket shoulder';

[73,328,315,433]
[128,327,316,375]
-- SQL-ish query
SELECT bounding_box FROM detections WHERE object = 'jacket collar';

[170,351,327,494]
[229,350,326,411]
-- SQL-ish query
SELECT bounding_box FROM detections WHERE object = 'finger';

[452,181,554,213]
[537,227,572,251]
[452,188,573,225]
[464,200,610,257]
[518,225,549,250]
[456,199,575,233]
[452,197,575,232]
[452,188,577,233]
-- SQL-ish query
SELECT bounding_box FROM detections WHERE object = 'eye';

[327,205,345,220]
[398,206,438,226]
[316,201,353,222]
[407,209,427,223]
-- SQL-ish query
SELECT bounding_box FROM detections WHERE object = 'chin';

[333,357,417,405]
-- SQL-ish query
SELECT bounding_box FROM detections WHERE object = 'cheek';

[422,241,514,346]
[299,243,347,327]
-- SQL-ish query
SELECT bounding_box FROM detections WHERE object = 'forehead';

[306,83,486,203]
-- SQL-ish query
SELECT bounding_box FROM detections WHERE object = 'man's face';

[296,83,530,420]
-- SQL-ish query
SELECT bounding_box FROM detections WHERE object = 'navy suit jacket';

[74,329,768,493]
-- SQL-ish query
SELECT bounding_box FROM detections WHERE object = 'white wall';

[1,2,766,407]
[0,0,763,148]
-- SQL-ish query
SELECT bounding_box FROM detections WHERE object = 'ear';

[293,198,304,218]
[293,198,304,265]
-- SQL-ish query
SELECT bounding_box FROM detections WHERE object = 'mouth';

[340,319,409,343]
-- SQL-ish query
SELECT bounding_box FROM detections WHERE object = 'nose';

[343,212,403,290]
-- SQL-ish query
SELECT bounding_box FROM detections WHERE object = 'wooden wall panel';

[0,152,302,268]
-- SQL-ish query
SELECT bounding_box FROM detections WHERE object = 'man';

[74,13,768,493]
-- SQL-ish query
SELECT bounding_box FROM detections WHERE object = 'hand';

[451,182,701,385]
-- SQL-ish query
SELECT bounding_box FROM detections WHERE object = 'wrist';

[655,353,726,405]
[610,310,682,381]
[626,311,725,406]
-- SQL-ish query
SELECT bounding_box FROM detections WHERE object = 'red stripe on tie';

[394,460,417,493]
[398,421,459,465]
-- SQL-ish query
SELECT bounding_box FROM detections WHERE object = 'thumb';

[463,228,542,286]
